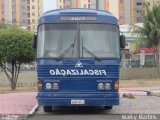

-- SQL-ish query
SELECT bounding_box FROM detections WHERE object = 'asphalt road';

[27,96,160,120]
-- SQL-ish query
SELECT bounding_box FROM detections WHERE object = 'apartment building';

[123,0,144,24]
[57,0,99,9]
[57,0,126,24]
[0,0,43,31]
[146,0,160,6]
[0,0,4,22]
[57,0,159,25]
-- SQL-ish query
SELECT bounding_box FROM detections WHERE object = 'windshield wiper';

[83,46,100,61]
[72,36,76,55]
[56,44,74,60]
[57,36,77,60]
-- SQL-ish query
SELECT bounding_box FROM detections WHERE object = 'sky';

[43,0,57,13]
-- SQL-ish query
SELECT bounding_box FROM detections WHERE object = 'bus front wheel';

[104,106,113,110]
[43,106,52,112]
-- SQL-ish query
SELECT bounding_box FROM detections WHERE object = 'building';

[57,0,125,24]
[125,0,143,24]
[57,0,95,9]
[57,0,160,25]
[0,0,43,31]
[0,0,4,22]
[145,0,160,7]
[57,0,131,24]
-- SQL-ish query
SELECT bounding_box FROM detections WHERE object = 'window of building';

[27,0,30,4]
[137,17,142,22]
[23,19,26,23]
[32,26,36,29]
[12,12,16,16]
[22,12,26,15]
[32,6,35,9]
[32,19,35,23]
[12,18,16,22]
[1,4,4,9]
[88,4,90,8]
[65,5,70,8]
[28,20,30,24]
[28,26,30,30]
[84,4,87,8]
[27,6,30,11]
[60,6,62,9]
[22,6,25,9]
[59,0,61,2]
[120,9,124,13]
[32,13,35,16]
[120,16,124,19]
[137,2,142,5]
[120,0,123,3]
[12,0,16,3]
[12,5,16,9]
[32,0,34,2]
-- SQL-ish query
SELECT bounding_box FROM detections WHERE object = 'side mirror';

[120,35,125,49]
[32,32,37,49]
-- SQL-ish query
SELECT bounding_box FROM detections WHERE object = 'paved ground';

[28,96,160,120]
[0,87,160,120]
[0,92,37,115]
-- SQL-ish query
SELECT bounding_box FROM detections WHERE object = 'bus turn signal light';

[38,81,42,90]
[114,81,119,90]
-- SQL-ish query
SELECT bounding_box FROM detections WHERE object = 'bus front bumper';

[37,92,119,106]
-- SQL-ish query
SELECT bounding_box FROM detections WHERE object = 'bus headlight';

[98,83,104,90]
[53,83,59,90]
[105,83,111,90]
[46,83,52,89]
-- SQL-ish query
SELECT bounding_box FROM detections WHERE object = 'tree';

[0,23,7,29]
[131,4,160,67]
[0,27,35,90]
[130,38,144,53]
[0,22,16,29]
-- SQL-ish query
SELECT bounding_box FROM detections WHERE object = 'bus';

[32,8,125,112]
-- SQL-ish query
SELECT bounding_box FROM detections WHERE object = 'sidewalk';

[0,87,159,115]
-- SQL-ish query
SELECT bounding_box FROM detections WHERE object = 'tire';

[43,106,52,112]
[104,106,113,110]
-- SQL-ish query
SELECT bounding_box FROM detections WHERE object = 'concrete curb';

[29,103,39,115]
[150,90,160,94]
[147,90,160,97]
[120,90,160,98]
[120,91,147,97]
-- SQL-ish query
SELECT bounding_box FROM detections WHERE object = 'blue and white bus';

[33,8,125,112]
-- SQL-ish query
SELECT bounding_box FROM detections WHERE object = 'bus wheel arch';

[43,106,52,112]
[104,106,113,110]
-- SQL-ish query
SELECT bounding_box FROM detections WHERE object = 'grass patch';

[0,72,160,93]
[0,87,37,94]
[120,79,160,88]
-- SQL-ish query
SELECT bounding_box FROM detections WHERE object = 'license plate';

[71,100,85,105]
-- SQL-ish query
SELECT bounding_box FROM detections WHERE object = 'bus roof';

[39,8,118,25]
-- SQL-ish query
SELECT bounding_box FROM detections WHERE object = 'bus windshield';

[37,24,119,58]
